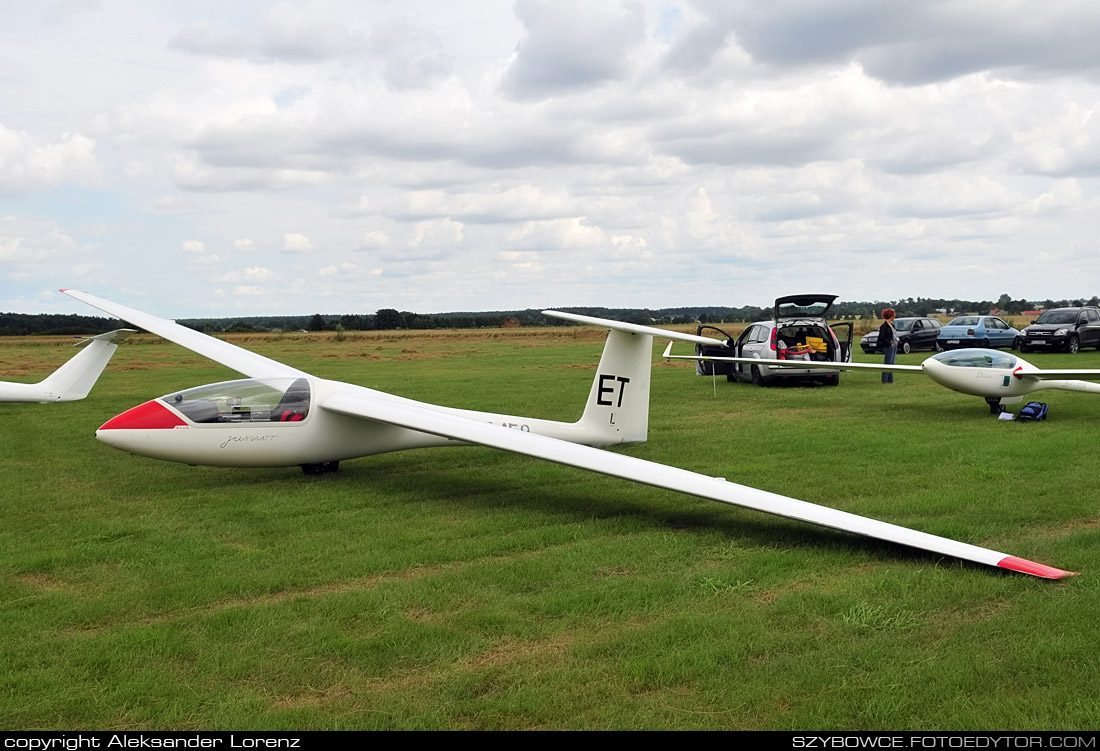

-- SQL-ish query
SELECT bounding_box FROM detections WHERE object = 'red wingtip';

[997,556,1077,579]
[59,288,69,292]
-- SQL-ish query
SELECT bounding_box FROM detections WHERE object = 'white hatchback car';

[694,294,854,386]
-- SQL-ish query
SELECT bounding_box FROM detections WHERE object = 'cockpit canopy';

[930,349,1017,369]
[161,378,311,424]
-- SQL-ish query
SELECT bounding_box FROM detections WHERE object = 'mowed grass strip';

[2,329,1100,730]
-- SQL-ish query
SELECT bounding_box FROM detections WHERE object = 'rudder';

[576,328,653,444]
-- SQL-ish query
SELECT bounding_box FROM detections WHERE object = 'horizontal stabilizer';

[544,310,725,347]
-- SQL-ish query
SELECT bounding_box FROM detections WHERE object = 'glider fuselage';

[922,349,1100,399]
[920,356,1030,397]
[95,372,640,468]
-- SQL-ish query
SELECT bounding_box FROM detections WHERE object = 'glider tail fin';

[541,310,725,447]
[39,329,133,401]
[575,327,654,445]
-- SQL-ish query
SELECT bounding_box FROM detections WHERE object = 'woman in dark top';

[879,308,898,383]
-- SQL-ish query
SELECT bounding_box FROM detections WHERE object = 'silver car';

[695,294,854,386]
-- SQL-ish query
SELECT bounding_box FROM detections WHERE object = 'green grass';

[2,330,1100,730]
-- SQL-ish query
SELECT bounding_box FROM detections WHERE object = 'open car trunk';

[775,323,840,363]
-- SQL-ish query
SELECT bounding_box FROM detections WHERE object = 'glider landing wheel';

[985,397,1006,415]
[301,460,341,475]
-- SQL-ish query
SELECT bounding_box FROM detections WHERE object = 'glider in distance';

[665,343,1100,414]
[0,329,133,403]
[61,290,1071,579]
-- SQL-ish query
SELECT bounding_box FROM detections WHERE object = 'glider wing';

[662,343,924,372]
[61,289,307,380]
[1019,369,1100,381]
[321,388,1070,578]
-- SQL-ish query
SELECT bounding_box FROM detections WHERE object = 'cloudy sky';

[3,0,1100,317]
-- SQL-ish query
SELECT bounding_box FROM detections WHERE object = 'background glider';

[665,343,1100,413]
[61,289,1070,578]
[0,329,133,403]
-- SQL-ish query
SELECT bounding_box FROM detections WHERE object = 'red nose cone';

[99,400,187,430]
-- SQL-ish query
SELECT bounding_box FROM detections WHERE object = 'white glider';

[664,342,1100,413]
[61,289,1071,579]
[0,329,134,403]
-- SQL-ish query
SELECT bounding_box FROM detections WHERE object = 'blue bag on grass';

[1016,401,1048,422]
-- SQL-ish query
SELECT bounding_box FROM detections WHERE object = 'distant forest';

[3,293,1098,336]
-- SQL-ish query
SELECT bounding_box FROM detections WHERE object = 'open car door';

[693,324,736,376]
[830,322,853,363]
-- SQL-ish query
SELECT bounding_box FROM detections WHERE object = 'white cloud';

[502,0,647,99]
[0,215,82,268]
[170,3,365,63]
[318,262,358,276]
[412,218,464,248]
[507,217,606,250]
[244,266,274,280]
[0,126,99,196]
[282,232,315,253]
[369,17,453,91]
[360,230,390,249]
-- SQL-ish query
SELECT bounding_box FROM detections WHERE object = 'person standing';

[879,308,898,383]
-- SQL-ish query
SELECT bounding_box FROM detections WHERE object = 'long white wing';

[662,343,925,372]
[1021,369,1100,381]
[321,389,1070,578]
[61,289,307,380]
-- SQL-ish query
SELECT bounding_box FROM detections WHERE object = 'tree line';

[3,294,1098,336]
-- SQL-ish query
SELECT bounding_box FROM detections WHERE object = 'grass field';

[2,326,1100,730]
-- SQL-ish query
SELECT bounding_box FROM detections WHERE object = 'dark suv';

[1020,307,1100,353]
